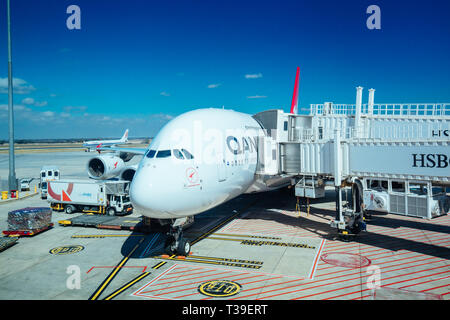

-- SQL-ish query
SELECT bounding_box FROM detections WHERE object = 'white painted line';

[308,239,326,280]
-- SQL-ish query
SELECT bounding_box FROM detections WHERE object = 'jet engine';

[87,155,125,180]
[119,152,135,162]
[120,164,137,181]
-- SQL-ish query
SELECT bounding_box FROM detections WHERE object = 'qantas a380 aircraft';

[92,68,301,255]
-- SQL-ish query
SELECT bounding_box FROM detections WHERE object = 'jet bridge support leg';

[331,185,367,238]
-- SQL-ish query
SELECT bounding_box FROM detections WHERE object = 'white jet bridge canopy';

[252,87,449,222]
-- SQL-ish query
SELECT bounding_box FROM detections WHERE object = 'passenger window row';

[146,148,194,160]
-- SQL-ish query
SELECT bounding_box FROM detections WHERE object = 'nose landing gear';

[162,216,194,256]
[165,226,191,256]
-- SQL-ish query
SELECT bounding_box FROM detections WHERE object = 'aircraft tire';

[176,238,191,256]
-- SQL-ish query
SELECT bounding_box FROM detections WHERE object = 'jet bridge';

[253,87,450,235]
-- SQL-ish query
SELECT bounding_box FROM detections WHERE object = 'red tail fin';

[290,67,300,114]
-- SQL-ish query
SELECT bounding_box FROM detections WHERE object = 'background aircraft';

[83,129,129,152]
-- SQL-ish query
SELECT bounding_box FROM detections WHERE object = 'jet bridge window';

[156,150,171,158]
[409,183,428,196]
[391,181,405,193]
[146,150,156,158]
[173,149,185,159]
[368,179,388,191]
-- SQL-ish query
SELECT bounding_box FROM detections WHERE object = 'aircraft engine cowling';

[119,152,135,162]
[87,155,125,180]
[120,165,137,181]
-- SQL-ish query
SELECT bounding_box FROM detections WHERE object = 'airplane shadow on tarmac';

[119,192,265,259]
[238,188,450,260]
[120,228,169,259]
[121,187,450,260]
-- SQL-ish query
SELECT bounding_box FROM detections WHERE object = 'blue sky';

[0,0,449,139]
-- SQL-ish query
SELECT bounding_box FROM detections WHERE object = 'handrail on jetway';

[310,103,450,117]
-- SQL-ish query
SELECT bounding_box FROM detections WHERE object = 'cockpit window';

[173,149,185,159]
[156,150,171,158]
[146,149,156,158]
[181,149,194,159]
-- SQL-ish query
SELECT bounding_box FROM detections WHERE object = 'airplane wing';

[97,146,147,155]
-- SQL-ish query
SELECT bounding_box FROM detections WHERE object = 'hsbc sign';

[349,144,450,177]
[412,154,450,168]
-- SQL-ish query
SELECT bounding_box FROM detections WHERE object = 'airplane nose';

[129,163,189,219]
[129,166,162,216]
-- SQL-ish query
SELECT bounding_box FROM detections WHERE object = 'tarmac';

[0,150,448,300]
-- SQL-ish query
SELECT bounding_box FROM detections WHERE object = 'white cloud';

[207,83,221,89]
[63,106,87,113]
[160,91,170,97]
[21,97,48,107]
[0,104,31,112]
[153,113,173,120]
[21,97,35,105]
[42,111,55,117]
[34,101,48,107]
[245,73,263,79]
[247,95,267,99]
[0,77,36,94]
[0,107,176,139]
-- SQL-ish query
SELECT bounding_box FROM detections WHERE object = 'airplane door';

[217,153,227,182]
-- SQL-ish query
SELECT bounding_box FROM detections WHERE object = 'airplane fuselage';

[83,129,129,151]
[83,140,124,150]
[130,108,274,219]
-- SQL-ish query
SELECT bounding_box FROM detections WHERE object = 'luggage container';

[3,207,53,236]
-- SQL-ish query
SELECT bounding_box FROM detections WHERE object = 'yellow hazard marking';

[103,271,151,300]
[49,245,84,255]
[152,261,167,269]
[198,280,241,297]
[213,233,281,240]
[71,234,144,239]
[157,255,262,269]
[188,255,263,265]
[89,237,145,300]
[190,211,241,246]
[240,239,316,249]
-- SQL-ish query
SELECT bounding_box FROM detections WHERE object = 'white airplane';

[83,129,129,152]
[92,68,301,255]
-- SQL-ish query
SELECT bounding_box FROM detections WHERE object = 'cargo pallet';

[58,215,150,232]
[2,223,54,237]
[0,237,18,252]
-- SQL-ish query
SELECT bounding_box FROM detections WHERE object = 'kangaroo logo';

[48,182,74,201]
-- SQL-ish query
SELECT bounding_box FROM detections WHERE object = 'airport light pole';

[7,0,17,191]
